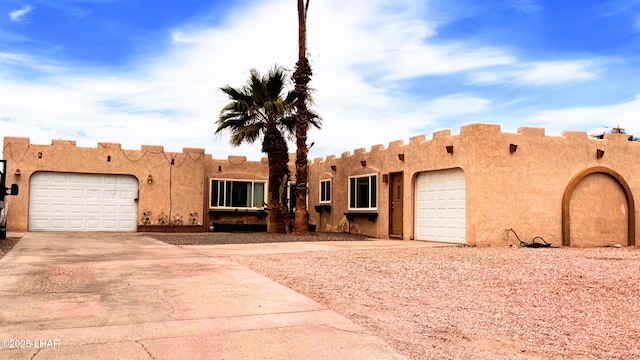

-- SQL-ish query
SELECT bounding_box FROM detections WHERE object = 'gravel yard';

[0,237,19,259]
[149,231,370,245]
[4,232,639,359]
[219,239,640,359]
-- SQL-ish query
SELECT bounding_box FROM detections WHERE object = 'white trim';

[209,178,267,210]
[319,179,331,204]
[348,174,377,211]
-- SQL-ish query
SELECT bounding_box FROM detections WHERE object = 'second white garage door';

[29,172,138,231]
[415,168,466,244]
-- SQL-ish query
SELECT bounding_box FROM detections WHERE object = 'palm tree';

[292,0,313,234]
[216,66,294,234]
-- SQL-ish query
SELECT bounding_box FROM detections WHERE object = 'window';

[210,179,265,209]
[319,179,331,203]
[285,182,308,213]
[349,174,377,210]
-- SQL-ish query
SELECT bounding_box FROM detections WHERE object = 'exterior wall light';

[330,165,336,171]
[382,174,389,183]
[360,160,367,167]
[38,152,43,159]
[510,144,518,153]
[446,145,454,154]
[14,169,21,177]
[596,149,605,159]
[218,165,222,172]
[398,153,405,161]
[147,175,153,184]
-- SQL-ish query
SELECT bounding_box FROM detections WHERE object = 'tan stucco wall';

[307,123,639,246]
[203,154,270,228]
[5,122,639,247]
[569,173,627,247]
[3,137,207,230]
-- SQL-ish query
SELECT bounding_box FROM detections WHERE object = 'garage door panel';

[30,218,48,230]
[102,219,118,230]
[51,219,68,229]
[120,177,138,190]
[119,220,135,229]
[86,204,101,214]
[120,205,135,215]
[87,190,101,199]
[49,203,65,213]
[67,219,84,230]
[52,175,68,183]
[102,205,117,214]
[29,173,138,231]
[415,168,466,244]
[31,204,49,214]
[51,189,67,198]
[69,204,84,214]
[70,176,85,184]
[121,190,136,200]
[87,176,102,184]
[69,189,84,199]
[86,220,101,230]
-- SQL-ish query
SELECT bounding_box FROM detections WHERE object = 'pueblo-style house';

[3,123,637,247]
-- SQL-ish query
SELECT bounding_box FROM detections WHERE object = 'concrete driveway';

[0,232,405,359]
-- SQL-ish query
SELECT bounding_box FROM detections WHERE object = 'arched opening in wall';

[562,167,635,247]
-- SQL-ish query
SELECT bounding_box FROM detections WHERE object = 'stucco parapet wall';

[97,142,122,150]
[1,137,252,165]
[227,155,247,164]
[517,127,545,136]
[313,154,336,164]
[409,135,426,144]
[51,139,77,146]
[182,147,205,154]
[141,145,164,152]
[562,131,588,140]
[388,140,404,148]
[432,129,452,140]
[603,132,634,142]
[460,123,501,135]
[308,122,640,166]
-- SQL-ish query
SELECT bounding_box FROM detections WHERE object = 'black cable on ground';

[506,228,558,248]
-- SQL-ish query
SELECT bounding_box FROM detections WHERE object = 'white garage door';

[29,172,138,231]
[415,168,466,244]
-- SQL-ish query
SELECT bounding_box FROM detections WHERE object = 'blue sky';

[2,0,640,160]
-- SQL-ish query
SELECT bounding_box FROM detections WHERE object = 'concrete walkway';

[0,232,407,359]
[185,238,457,256]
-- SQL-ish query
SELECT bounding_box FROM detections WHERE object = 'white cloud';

[307,0,514,82]
[470,60,601,86]
[635,14,640,30]
[9,5,34,23]
[517,94,640,136]
[424,94,490,116]
[0,29,28,42]
[0,0,632,161]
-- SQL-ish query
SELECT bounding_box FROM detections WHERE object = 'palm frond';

[217,65,298,144]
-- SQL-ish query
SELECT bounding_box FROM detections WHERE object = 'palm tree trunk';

[292,0,311,235]
[264,122,289,234]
